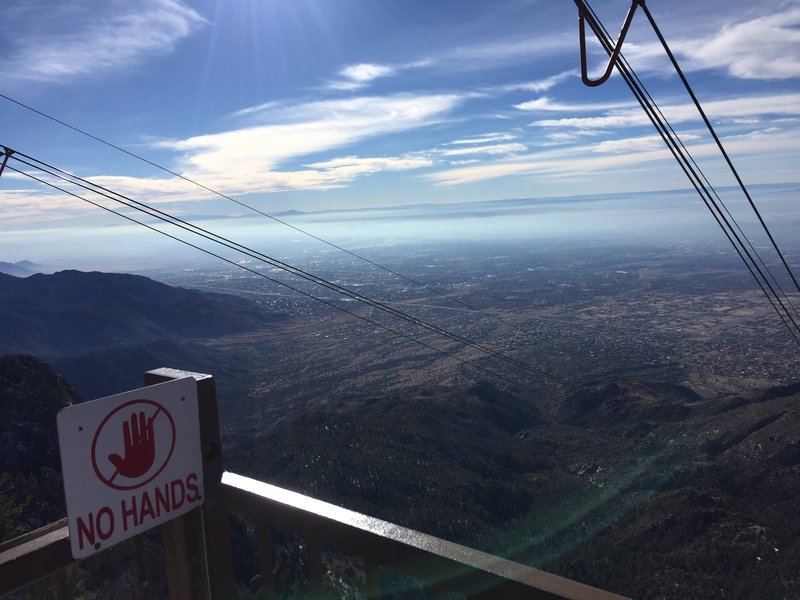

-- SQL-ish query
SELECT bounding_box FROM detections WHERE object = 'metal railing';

[1,369,629,599]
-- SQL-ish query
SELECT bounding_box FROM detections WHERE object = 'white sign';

[57,377,204,559]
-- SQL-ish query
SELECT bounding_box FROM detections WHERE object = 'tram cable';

[574,0,800,346]
[637,1,800,297]
[580,0,800,325]
[579,1,800,345]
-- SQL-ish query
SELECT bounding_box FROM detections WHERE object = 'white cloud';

[448,133,517,145]
[441,143,526,156]
[305,155,433,181]
[327,62,398,90]
[86,174,217,203]
[444,34,573,66]
[162,95,460,180]
[716,126,800,152]
[535,112,648,130]
[544,130,603,145]
[544,132,584,145]
[325,80,366,92]
[1,93,462,224]
[424,147,650,186]
[0,186,98,226]
[325,42,572,93]
[230,101,282,119]
[0,0,205,82]
[533,93,800,129]
[424,125,800,187]
[719,118,762,125]
[38,93,463,205]
[341,63,396,83]
[90,158,432,198]
[677,8,800,79]
[615,8,800,80]
[426,156,563,186]
[514,97,566,112]
[514,97,636,112]
[325,33,572,90]
[492,70,575,93]
[593,134,700,154]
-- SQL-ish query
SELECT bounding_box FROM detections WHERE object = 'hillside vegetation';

[229,376,800,599]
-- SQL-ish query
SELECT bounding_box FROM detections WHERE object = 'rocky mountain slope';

[228,376,800,599]
[0,354,79,474]
[0,354,78,537]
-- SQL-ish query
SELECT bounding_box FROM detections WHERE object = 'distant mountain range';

[0,260,43,277]
[0,269,288,357]
[182,182,800,225]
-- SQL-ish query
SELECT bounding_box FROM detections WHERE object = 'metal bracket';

[0,147,13,179]
[578,0,644,87]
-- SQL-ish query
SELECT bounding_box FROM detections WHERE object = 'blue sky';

[1,0,799,249]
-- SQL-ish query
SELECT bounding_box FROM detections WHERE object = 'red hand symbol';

[108,411,156,480]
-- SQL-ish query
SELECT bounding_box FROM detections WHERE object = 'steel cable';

[576,0,800,345]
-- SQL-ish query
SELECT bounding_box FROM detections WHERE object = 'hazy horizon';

[3,182,798,275]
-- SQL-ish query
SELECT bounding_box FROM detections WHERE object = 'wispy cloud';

[514,97,636,112]
[327,63,398,90]
[443,34,573,67]
[618,8,800,80]
[592,134,700,154]
[342,63,395,82]
[0,186,94,226]
[0,0,205,83]
[441,143,526,157]
[532,93,800,129]
[448,133,517,145]
[354,35,573,81]
[230,101,282,119]
[49,93,462,204]
[543,131,602,145]
[326,44,572,93]
[677,8,800,79]
[163,94,460,178]
[2,92,463,226]
[0,93,461,227]
[305,155,433,181]
[491,70,575,94]
[424,125,800,187]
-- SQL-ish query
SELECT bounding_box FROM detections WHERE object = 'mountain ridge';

[0,260,43,277]
[0,269,289,356]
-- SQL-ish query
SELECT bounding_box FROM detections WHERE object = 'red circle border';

[90,399,176,491]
